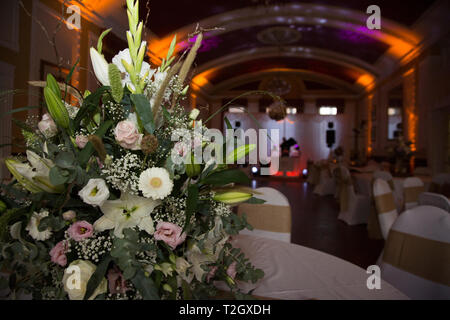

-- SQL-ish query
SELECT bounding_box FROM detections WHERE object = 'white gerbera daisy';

[26,209,52,241]
[139,167,173,200]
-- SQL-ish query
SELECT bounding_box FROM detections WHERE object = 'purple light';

[178,33,222,53]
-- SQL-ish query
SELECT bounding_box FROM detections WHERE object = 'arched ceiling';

[136,0,437,96]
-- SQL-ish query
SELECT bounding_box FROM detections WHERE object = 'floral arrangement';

[0,0,264,300]
[386,135,413,175]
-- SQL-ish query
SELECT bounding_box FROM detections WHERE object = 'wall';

[224,99,355,172]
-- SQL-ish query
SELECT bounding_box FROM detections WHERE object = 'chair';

[429,173,450,197]
[418,192,450,212]
[403,177,425,210]
[313,160,336,196]
[373,178,399,240]
[336,166,371,225]
[413,167,432,176]
[237,187,291,243]
[307,161,319,185]
[380,205,450,299]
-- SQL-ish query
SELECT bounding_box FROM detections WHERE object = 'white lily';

[111,48,154,92]
[94,193,161,238]
[90,47,110,86]
[5,151,63,193]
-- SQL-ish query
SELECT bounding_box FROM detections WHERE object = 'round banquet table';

[219,234,409,300]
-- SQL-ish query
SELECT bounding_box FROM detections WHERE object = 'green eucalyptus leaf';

[131,94,154,134]
[83,255,112,300]
[131,269,160,300]
[49,167,69,185]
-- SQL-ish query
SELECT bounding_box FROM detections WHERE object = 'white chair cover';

[403,177,425,210]
[313,161,336,196]
[380,205,450,299]
[373,178,398,240]
[238,187,291,243]
[336,166,371,225]
[373,170,394,182]
[414,167,432,176]
[418,192,450,212]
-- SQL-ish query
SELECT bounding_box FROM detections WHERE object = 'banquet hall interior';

[0,0,449,300]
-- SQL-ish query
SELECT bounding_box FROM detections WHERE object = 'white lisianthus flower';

[139,167,173,200]
[62,260,107,300]
[94,192,160,238]
[78,178,110,207]
[89,47,110,86]
[26,209,52,241]
[112,47,155,92]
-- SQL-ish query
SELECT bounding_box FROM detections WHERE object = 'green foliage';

[83,255,112,300]
[131,94,154,134]
[201,169,250,186]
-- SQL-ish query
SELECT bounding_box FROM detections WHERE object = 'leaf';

[224,117,232,130]
[226,144,256,164]
[97,28,112,54]
[65,58,80,85]
[55,151,75,169]
[49,167,69,185]
[183,184,198,232]
[73,86,108,130]
[5,106,39,115]
[131,269,160,300]
[83,255,112,300]
[202,169,250,186]
[108,64,123,103]
[131,94,154,134]
[77,120,113,166]
[244,197,266,204]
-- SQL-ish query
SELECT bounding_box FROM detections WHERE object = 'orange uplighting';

[356,74,375,92]
[403,68,417,152]
[366,94,374,156]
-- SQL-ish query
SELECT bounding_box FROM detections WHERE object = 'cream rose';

[78,178,110,207]
[62,260,107,300]
[38,113,58,138]
[114,120,142,150]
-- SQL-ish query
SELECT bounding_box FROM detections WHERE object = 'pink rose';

[206,266,218,283]
[114,120,142,150]
[50,240,68,267]
[38,113,57,138]
[67,220,94,241]
[107,266,129,295]
[226,261,237,279]
[154,222,186,249]
[75,135,89,149]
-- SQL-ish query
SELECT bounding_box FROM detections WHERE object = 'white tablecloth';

[221,234,408,300]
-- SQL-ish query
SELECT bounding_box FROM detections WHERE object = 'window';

[286,107,297,115]
[319,106,337,115]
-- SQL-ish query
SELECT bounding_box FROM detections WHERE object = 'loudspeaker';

[326,122,336,148]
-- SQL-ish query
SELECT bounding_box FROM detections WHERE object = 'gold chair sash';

[334,168,353,212]
[237,204,291,233]
[367,179,396,240]
[404,185,425,204]
[383,230,450,286]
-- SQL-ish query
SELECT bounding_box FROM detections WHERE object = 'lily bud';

[44,86,70,130]
[189,108,200,120]
[226,144,256,164]
[213,191,252,204]
[90,47,110,86]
